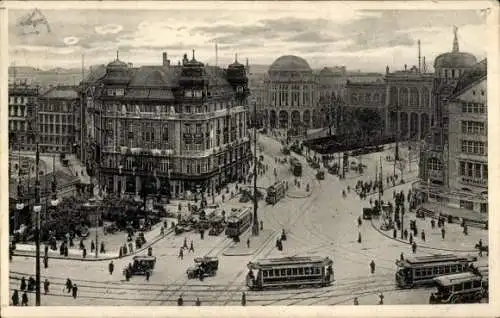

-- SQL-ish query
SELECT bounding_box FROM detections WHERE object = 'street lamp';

[33,203,42,306]
[251,99,259,236]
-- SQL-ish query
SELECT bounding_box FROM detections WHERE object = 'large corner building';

[84,51,251,199]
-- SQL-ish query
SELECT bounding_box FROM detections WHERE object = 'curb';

[369,219,476,253]
[13,228,174,262]
[222,230,277,256]
[286,191,312,199]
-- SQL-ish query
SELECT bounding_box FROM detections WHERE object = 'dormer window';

[185,90,193,97]
[116,88,124,96]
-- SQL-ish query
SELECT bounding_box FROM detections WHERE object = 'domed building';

[263,55,319,137]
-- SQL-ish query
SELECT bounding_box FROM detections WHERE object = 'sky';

[8,2,489,73]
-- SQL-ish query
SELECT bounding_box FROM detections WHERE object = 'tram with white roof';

[225,207,252,238]
[246,256,333,290]
[429,271,488,304]
[395,254,477,288]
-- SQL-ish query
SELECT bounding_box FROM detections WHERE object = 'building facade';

[419,27,478,186]
[84,52,251,199]
[446,61,487,213]
[8,81,39,152]
[385,65,434,141]
[37,86,80,153]
[263,55,320,135]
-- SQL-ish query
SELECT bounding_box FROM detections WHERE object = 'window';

[162,127,169,141]
[454,284,463,292]
[274,269,280,277]
[461,140,486,155]
[428,158,443,171]
[462,121,485,135]
[473,281,481,288]
[460,200,474,210]
[445,266,450,274]
[287,268,292,275]
[263,270,268,278]
[298,268,304,275]
[464,282,472,290]
[292,268,298,275]
[462,102,486,114]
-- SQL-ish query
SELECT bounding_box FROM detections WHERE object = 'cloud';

[95,24,123,35]
[286,31,338,43]
[63,36,80,46]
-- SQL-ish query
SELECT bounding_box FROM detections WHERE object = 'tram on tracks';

[395,254,478,288]
[266,180,287,205]
[246,256,333,290]
[225,207,252,239]
[289,157,302,177]
[429,271,488,304]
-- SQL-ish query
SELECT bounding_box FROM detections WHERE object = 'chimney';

[163,52,170,66]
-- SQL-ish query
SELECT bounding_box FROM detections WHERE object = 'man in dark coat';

[12,290,19,306]
[44,279,50,295]
[21,291,28,306]
[109,261,114,275]
[72,284,78,299]
[20,277,26,291]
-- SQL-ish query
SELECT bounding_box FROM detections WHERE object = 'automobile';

[123,256,157,276]
[187,256,219,279]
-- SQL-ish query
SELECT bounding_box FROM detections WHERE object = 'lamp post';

[34,143,41,306]
[251,99,259,236]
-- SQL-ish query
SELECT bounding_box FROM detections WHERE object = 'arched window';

[373,93,380,104]
[399,87,408,106]
[351,93,358,104]
[410,87,419,107]
[364,93,371,105]
[390,87,398,106]
[421,87,429,108]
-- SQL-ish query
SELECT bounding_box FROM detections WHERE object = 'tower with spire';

[452,25,459,53]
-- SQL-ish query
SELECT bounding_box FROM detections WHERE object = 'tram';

[429,271,488,304]
[289,157,302,177]
[266,180,287,205]
[225,207,252,239]
[246,256,333,290]
[395,254,477,288]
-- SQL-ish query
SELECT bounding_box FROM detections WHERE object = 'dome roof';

[269,55,311,72]
[107,59,128,69]
[434,52,477,69]
[453,59,487,95]
[319,67,334,76]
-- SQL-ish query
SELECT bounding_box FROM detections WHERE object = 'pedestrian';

[21,291,28,306]
[421,230,425,242]
[431,219,435,229]
[119,248,123,258]
[358,232,362,243]
[79,239,84,250]
[358,217,362,227]
[64,245,69,257]
[400,253,404,261]
[148,246,153,256]
[183,237,188,249]
[91,240,95,253]
[412,242,417,254]
[378,293,384,305]
[129,242,133,253]
[109,261,114,275]
[44,255,49,268]
[404,229,408,240]
[100,242,105,254]
[177,295,184,306]
[82,247,87,258]
[441,227,446,239]
[409,233,413,244]
[247,238,250,248]
[27,277,35,292]
[44,244,49,256]
[393,228,397,239]
[370,260,375,274]
[463,224,468,236]
[195,297,201,306]
[179,247,184,260]
[353,297,359,305]
[260,220,263,230]
[160,226,165,236]
[72,284,78,299]
[20,277,26,291]
[123,244,128,255]
[44,279,50,295]
[145,270,150,281]
[12,290,19,306]
[241,292,247,306]
[66,278,72,293]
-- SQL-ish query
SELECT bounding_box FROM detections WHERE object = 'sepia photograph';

[2,1,497,315]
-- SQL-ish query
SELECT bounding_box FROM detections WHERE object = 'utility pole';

[394,103,400,178]
[34,143,41,306]
[252,99,259,236]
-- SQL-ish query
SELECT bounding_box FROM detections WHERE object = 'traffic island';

[223,229,276,256]
[369,217,481,254]
[12,226,173,262]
